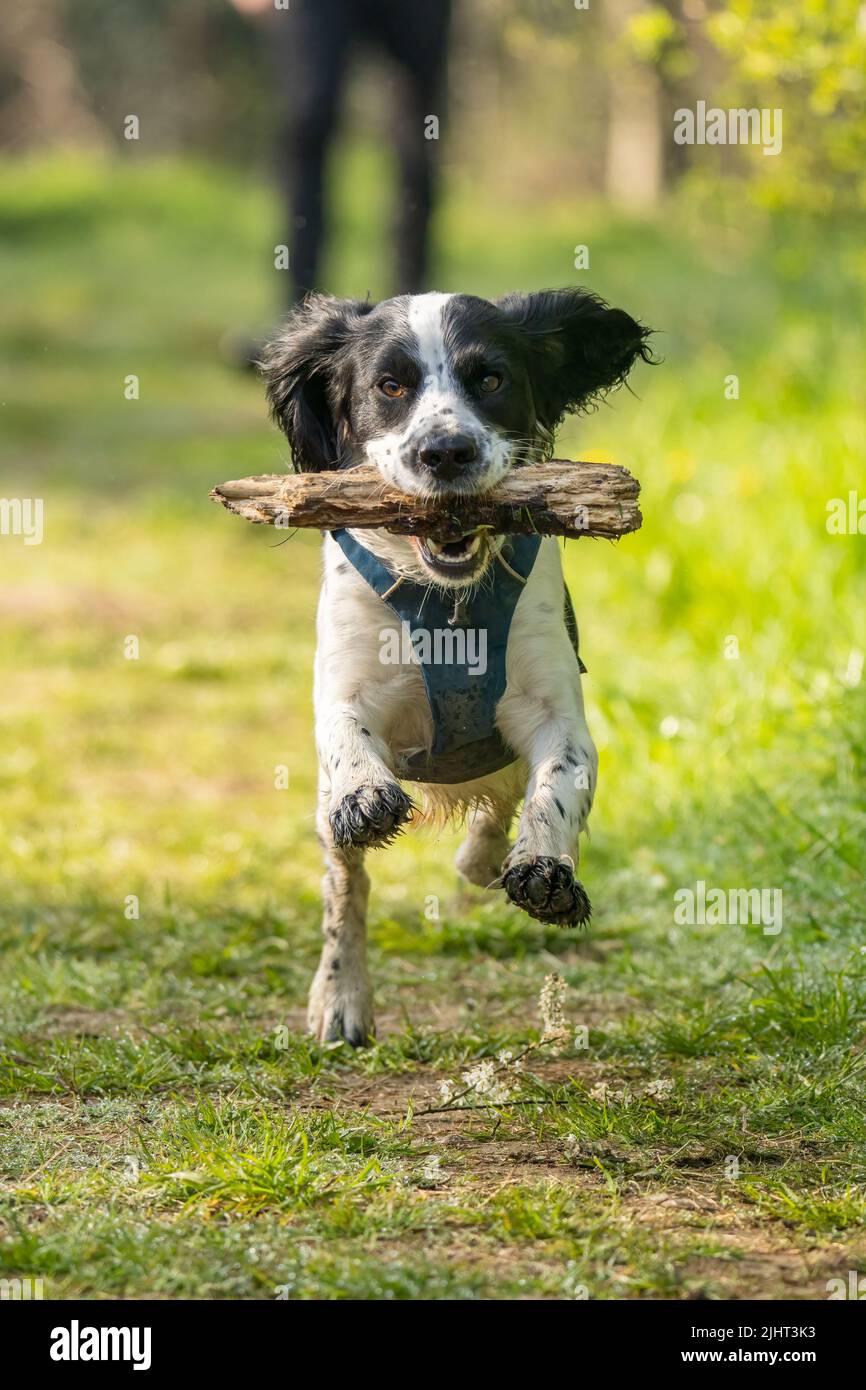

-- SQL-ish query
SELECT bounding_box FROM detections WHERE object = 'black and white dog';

[263,289,652,1045]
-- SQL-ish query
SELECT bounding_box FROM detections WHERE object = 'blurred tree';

[48,0,267,161]
[0,0,862,218]
[602,0,664,208]
[705,0,866,213]
[0,0,106,151]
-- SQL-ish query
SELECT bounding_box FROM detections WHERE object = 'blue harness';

[331,529,581,784]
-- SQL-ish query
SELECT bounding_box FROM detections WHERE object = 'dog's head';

[263,289,652,586]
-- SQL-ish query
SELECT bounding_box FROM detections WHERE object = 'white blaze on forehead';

[405,291,480,436]
[364,290,511,496]
[407,292,454,386]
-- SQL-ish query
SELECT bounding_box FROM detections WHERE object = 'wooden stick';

[210,460,641,541]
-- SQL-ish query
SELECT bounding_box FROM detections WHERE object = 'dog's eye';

[480,372,503,393]
[379,378,406,399]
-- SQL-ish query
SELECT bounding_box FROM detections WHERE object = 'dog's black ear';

[261,294,374,472]
[497,288,654,433]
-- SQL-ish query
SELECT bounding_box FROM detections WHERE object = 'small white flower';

[539,973,570,1052]
[460,1059,513,1105]
[589,1080,630,1103]
[645,1078,675,1100]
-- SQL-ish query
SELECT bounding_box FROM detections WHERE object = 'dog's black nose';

[417,434,478,480]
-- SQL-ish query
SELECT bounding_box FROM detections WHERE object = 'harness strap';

[329,529,583,782]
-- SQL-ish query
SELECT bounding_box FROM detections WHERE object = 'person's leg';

[274,0,354,303]
[369,0,453,294]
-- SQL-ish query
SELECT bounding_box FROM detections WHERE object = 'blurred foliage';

[705,0,866,212]
[0,155,864,1299]
[0,1,864,213]
[0,0,270,161]
[626,7,683,69]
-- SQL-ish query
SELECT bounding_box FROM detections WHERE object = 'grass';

[0,145,865,1299]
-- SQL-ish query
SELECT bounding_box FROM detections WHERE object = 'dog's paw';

[307,971,374,1049]
[329,782,414,850]
[501,856,591,928]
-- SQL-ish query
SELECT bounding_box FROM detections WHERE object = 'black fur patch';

[261,289,654,474]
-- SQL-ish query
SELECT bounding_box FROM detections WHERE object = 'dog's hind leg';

[455,804,513,889]
[308,780,374,1047]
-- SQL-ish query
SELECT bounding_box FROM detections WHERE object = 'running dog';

[262,288,652,1044]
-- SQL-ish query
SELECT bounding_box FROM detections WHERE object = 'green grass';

[0,148,865,1299]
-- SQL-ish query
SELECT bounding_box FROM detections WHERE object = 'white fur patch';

[407,292,454,386]
[364,292,510,497]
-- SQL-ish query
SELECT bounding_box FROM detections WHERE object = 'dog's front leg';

[495,540,597,927]
[500,714,596,927]
[307,776,374,1047]
[314,551,415,851]
[318,702,414,850]
[307,555,418,1046]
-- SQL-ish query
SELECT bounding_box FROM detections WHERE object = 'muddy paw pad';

[329,783,414,849]
[502,856,591,927]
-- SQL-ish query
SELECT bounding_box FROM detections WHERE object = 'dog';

[262,288,652,1046]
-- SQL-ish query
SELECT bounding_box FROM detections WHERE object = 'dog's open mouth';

[411,527,488,580]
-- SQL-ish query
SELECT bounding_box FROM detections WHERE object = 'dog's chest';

[317,533,582,789]
[332,529,544,782]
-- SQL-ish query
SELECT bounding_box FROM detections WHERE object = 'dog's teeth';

[424,530,482,563]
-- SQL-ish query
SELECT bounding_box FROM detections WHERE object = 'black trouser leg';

[275,0,353,303]
[392,88,438,294]
[371,0,453,295]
